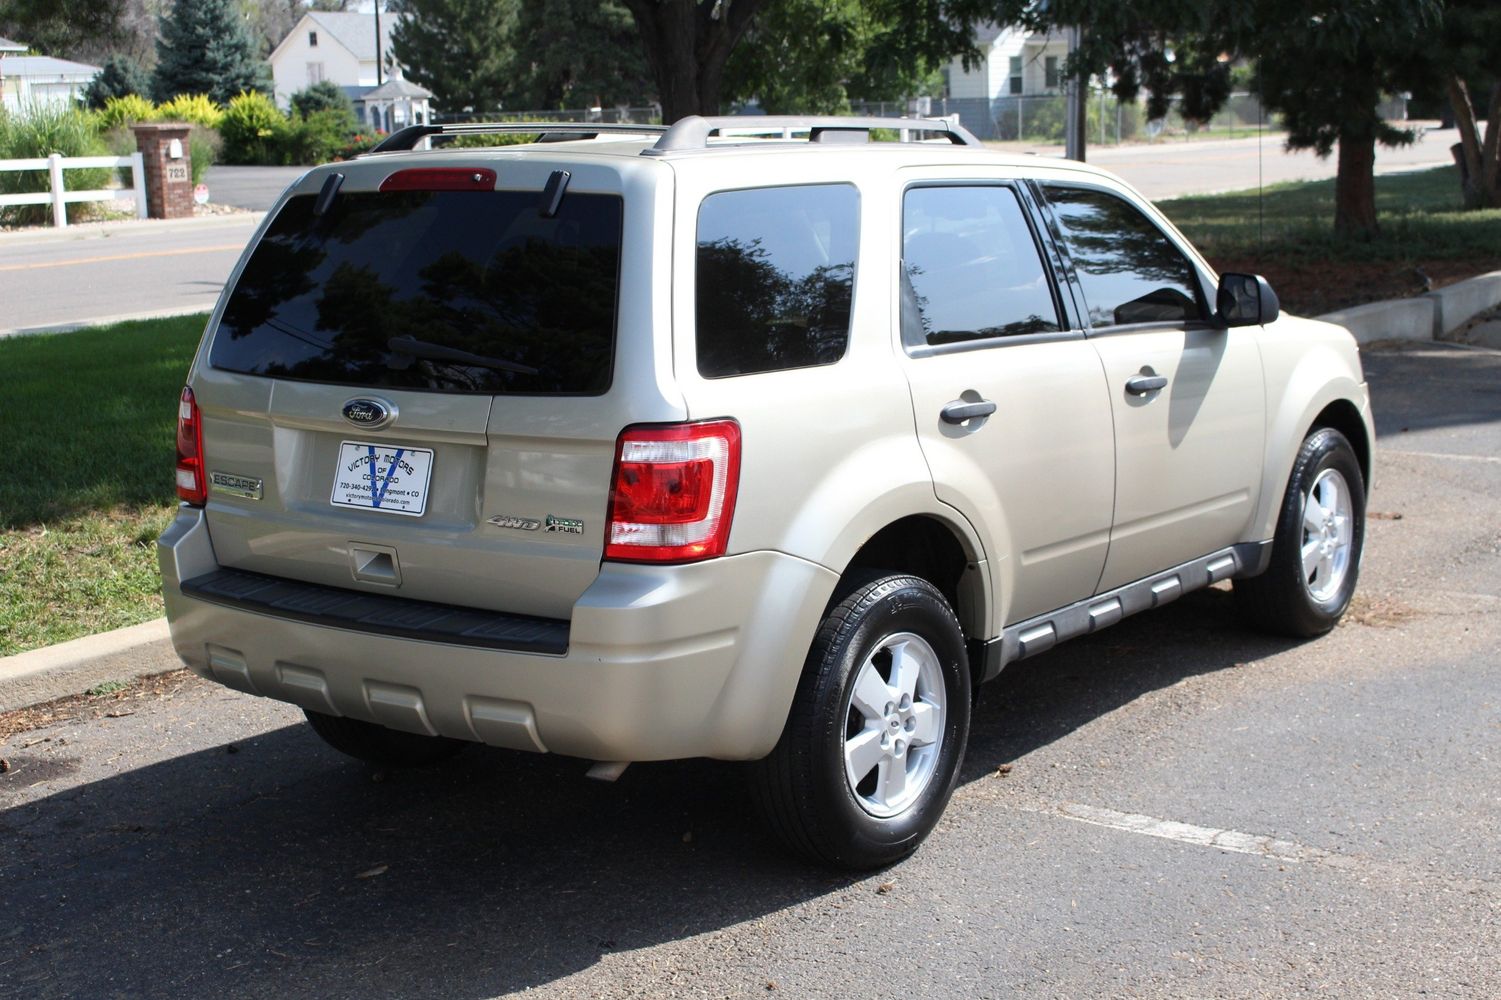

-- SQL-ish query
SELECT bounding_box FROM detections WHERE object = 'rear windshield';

[210,188,623,395]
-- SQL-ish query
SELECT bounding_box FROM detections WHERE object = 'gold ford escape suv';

[160,116,1373,869]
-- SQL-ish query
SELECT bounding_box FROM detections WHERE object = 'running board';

[976,541,1272,682]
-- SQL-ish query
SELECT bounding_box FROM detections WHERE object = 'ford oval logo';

[342,397,395,428]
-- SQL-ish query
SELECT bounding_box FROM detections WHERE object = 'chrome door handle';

[940,399,997,424]
[1125,374,1168,396]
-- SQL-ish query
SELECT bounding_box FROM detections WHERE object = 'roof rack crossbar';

[369,121,670,154]
[642,115,982,156]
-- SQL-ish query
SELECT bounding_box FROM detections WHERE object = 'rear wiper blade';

[387,335,539,376]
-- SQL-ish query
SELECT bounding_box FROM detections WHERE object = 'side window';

[901,185,1062,348]
[1041,184,1207,328]
[695,184,858,379]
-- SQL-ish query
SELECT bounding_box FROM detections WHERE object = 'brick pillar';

[130,122,195,220]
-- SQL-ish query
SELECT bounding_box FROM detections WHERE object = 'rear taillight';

[605,420,741,563]
[175,386,206,506]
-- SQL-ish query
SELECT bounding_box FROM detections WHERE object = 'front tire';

[1236,427,1366,636]
[303,710,469,768]
[750,574,971,870]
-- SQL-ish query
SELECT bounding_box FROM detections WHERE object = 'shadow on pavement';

[0,588,1300,999]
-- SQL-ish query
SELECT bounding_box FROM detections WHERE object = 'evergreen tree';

[507,0,653,109]
[152,0,270,104]
[83,55,150,108]
[389,0,518,113]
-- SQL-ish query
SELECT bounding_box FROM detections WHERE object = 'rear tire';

[303,710,469,768]
[750,574,971,870]
[1236,427,1365,637]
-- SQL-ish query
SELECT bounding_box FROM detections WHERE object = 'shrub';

[279,109,354,166]
[0,104,112,225]
[188,126,221,186]
[157,93,224,130]
[290,81,356,123]
[220,90,285,165]
[335,131,385,160]
[97,94,158,130]
[83,56,151,110]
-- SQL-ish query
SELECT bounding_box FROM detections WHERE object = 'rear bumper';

[159,507,838,762]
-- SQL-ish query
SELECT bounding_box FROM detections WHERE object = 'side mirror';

[1216,272,1280,327]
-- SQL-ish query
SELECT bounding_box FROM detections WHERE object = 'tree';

[0,0,131,61]
[1001,0,1440,239]
[507,0,653,109]
[1411,0,1501,208]
[388,0,518,112]
[83,54,150,107]
[152,0,270,103]
[620,0,772,123]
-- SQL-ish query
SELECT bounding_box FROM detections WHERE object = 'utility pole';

[1064,24,1086,162]
[374,1,384,86]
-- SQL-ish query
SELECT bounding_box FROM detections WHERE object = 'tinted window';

[211,189,622,395]
[696,184,858,378]
[1041,185,1206,328]
[901,185,1061,348]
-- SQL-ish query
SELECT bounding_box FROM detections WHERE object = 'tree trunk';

[622,0,770,124]
[1445,75,1501,210]
[1333,131,1379,240]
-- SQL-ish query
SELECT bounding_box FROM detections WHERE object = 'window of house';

[1041,185,1207,328]
[695,184,859,378]
[901,185,1061,348]
[309,31,318,47]
[1045,56,1060,90]
[1008,55,1023,96]
[306,62,324,84]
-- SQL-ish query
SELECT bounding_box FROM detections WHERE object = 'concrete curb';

[0,305,211,340]
[0,619,175,714]
[1317,269,1501,346]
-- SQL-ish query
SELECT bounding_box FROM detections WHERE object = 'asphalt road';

[0,130,1461,337]
[0,214,262,337]
[2,341,1498,998]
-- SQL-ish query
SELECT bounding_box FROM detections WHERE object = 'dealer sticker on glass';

[331,441,434,517]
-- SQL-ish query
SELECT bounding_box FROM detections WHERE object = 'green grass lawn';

[0,314,205,655]
[1158,166,1501,313]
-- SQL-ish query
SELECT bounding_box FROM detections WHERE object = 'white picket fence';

[0,152,148,227]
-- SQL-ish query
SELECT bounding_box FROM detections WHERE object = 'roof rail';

[641,115,982,156]
[368,121,669,154]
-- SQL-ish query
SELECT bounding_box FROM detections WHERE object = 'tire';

[303,710,469,768]
[1236,427,1366,637]
[750,574,972,870]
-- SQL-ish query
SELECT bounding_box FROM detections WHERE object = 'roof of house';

[361,77,431,101]
[302,11,402,63]
[0,55,100,78]
[0,36,27,52]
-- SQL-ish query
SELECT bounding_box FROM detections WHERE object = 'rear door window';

[901,185,1062,348]
[695,183,859,378]
[211,188,623,395]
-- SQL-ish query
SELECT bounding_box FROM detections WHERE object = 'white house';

[942,24,1071,138]
[268,11,430,127]
[0,50,100,114]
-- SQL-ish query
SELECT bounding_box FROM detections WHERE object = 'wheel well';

[1312,399,1371,491]
[842,516,980,640]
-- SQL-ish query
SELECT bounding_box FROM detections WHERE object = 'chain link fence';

[432,106,662,125]
[851,93,1284,146]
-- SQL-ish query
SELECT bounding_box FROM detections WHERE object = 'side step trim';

[977,541,1272,682]
[180,568,569,655]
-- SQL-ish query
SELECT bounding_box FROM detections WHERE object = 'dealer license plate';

[331,441,434,517]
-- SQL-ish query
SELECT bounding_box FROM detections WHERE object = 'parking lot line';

[1382,449,1501,464]
[1021,801,1341,865]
